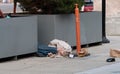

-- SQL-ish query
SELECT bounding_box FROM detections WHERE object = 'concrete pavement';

[0,3,22,13]
[0,36,120,74]
[76,62,120,74]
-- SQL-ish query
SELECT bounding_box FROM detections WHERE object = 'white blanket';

[49,39,72,52]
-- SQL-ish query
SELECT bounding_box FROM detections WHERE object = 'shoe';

[47,53,55,58]
[106,58,115,62]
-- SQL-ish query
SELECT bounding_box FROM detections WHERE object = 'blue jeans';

[37,45,57,57]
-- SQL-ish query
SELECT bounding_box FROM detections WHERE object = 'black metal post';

[102,0,110,43]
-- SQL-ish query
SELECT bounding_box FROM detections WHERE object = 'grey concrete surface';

[76,63,120,74]
[0,3,22,13]
[106,14,120,36]
[0,36,120,74]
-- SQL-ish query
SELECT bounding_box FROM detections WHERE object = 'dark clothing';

[37,45,57,57]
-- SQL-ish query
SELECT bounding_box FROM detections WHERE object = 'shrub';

[16,0,84,14]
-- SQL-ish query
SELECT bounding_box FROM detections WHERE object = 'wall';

[0,0,13,3]
[94,0,120,36]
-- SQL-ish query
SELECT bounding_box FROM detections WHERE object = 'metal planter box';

[38,11,102,46]
[0,16,37,58]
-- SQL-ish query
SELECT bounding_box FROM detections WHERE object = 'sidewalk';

[0,36,120,74]
[76,62,120,74]
[0,3,22,13]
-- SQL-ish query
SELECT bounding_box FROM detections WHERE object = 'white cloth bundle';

[49,39,72,52]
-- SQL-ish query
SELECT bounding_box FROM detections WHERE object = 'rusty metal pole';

[0,9,5,18]
[75,4,81,55]
[13,0,17,14]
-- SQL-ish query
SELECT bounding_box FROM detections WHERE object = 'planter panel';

[38,11,102,46]
[0,16,37,58]
[81,11,102,44]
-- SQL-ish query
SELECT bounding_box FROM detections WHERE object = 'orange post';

[75,4,81,55]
